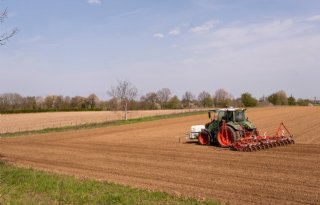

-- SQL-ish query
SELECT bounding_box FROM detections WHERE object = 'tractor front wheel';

[198,132,210,145]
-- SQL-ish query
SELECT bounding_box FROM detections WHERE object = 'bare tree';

[86,93,100,109]
[213,89,233,107]
[106,97,119,111]
[70,96,87,109]
[108,80,138,120]
[142,92,159,110]
[198,91,213,108]
[182,91,195,108]
[156,88,171,108]
[0,93,23,110]
[0,8,18,46]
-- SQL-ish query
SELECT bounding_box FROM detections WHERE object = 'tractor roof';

[209,107,247,112]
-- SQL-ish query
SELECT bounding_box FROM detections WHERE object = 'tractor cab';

[208,108,247,123]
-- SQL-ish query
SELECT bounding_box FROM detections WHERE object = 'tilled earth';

[0,109,198,133]
[1,107,320,205]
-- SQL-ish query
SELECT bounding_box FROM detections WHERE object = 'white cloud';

[173,17,320,98]
[153,33,164,38]
[168,28,180,36]
[306,15,320,22]
[191,20,220,33]
[87,0,102,5]
[192,18,312,50]
[252,19,295,36]
[171,44,178,48]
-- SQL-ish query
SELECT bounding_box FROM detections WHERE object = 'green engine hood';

[241,121,256,130]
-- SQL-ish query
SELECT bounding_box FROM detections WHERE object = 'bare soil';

[1,107,319,205]
[0,109,200,133]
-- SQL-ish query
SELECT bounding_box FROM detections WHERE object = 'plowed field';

[0,109,201,133]
[1,107,320,204]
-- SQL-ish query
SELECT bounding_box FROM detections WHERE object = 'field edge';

[0,160,221,205]
[0,110,206,138]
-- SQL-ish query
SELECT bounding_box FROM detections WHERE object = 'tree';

[0,93,23,110]
[240,92,257,107]
[156,88,171,109]
[106,97,119,111]
[296,98,310,106]
[267,90,288,105]
[141,92,159,110]
[108,80,138,120]
[35,96,45,109]
[213,89,233,107]
[86,93,100,109]
[182,91,195,108]
[63,96,71,109]
[231,98,243,107]
[1,8,18,46]
[70,96,87,109]
[288,95,296,106]
[167,95,181,109]
[198,91,213,108]
[23,96,37,110]
[53,95,64,109]
[43,95,63,109]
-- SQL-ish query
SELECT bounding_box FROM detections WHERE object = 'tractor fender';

[202,129,212,140]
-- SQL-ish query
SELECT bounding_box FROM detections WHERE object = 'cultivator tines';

[231,122,294,152]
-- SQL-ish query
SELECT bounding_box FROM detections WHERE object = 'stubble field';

[1,106,320,204]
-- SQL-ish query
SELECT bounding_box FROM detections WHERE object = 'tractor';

[187,107,294,151]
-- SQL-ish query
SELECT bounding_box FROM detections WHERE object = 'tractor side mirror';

[208,112,211,119]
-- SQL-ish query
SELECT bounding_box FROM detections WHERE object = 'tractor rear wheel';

[217,126,237,147]
[198,132,210,145]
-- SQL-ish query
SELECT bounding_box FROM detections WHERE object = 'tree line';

[0,81,314,114]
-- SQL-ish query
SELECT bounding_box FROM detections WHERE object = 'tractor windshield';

[216,111,225,121]
[235,110,245,122]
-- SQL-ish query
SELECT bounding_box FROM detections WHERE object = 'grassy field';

[0,161,219,205]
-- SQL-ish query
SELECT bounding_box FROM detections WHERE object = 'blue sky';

[1,0,320,100]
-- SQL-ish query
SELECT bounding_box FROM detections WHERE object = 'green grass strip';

[0,162,220,205]
[0,111,206,138]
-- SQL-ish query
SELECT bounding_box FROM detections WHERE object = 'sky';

[0,0,320,100]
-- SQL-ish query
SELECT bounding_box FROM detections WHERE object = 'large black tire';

[226,126,237,143]
[235,130,241,141]
[225,125,241,141]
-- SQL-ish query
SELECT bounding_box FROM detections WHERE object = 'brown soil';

[0,109,201,133]
[1,107,319,205]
